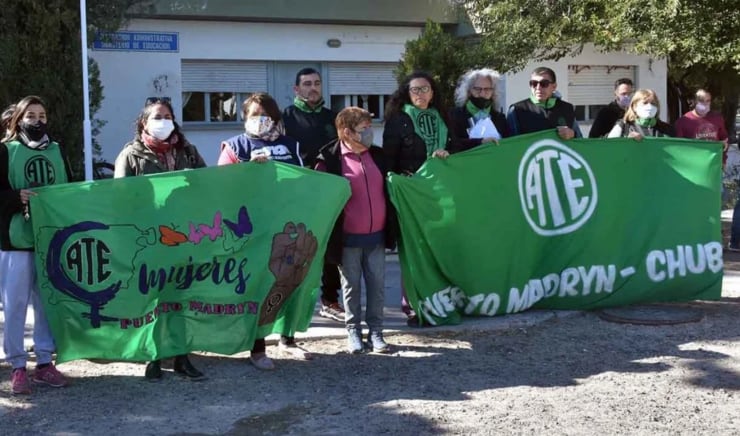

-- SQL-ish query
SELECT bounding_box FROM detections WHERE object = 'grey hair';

[454,68,501,107]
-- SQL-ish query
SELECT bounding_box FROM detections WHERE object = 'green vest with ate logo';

[5,140,68,249]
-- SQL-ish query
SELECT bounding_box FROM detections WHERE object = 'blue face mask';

[618,95,631,109]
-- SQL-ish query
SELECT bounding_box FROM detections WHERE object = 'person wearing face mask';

[383,71,454,327]
[507,66,582,140]
[675,89,728,158]
[315,107,397,354]
[219,92,309,370]
[589,78,634,138]
[449,68,510,151]
[115,98,206,177]
[282,68,345,325]
[607,89,674,140]
[114,98,207,381]
[0,95,72,395]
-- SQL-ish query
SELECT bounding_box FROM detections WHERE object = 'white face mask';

[245,115,274,137]
[695,103,710,116]
[147,119,175,140]
[635,103,658,119]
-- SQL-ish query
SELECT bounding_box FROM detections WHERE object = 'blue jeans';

[338,244,385,331]
[0,250,56,369]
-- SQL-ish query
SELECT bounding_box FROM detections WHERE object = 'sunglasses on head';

[145,96,171,106]
[529,79,552,88]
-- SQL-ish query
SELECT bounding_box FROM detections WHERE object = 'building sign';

[93,32,179,52]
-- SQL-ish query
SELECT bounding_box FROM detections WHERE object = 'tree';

[0,1,141,180]
[461,0,740,137]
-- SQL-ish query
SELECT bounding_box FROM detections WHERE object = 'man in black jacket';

[588,78,634,138]
[506,67,581,140]
[282,68,344,322]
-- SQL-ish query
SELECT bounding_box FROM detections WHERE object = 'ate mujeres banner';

[31,162,349,363]
[388,130,723,326]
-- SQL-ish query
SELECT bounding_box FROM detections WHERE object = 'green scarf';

[636,117,657,127]
[530,95,556,109]
[293,96,325,113]
[466,100,491,118]
[403,104,448,157]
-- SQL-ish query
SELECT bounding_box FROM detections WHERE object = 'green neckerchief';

[403,104,448,157]
[293,96,325,113]
[529,95,556,109]
[466,100,491,118]
[636,117,657,127]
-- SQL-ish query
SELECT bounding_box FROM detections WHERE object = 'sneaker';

[32,363,69,388]
[11,368,31,395]
[278,342,314,360]
[368,331,391,354]
[319,302,345,323]
[347,329,364,354]
[250,352,275,371]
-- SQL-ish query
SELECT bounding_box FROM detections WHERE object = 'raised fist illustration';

[258,222,318,326]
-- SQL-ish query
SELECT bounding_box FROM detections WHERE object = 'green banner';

[388,130,723,326]
[31,162,349,363]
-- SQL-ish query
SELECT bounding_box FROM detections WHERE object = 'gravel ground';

[2,259,739,435]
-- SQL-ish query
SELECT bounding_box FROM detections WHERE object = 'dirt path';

[1,262,739,435]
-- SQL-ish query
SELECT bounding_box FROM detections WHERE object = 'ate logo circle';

[25,155,56,186]
[517,139,598,236]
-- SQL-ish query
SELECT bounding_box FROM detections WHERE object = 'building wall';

[502,45,668,136]
[93,19,420,165]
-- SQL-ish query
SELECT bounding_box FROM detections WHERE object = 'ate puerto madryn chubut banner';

[31,162,349,363]
[388,130,723,326]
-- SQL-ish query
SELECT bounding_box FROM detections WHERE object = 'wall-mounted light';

[327,38,341,48]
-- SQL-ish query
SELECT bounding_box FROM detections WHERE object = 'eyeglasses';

[472,87,494,93]
[409,86,431,95]
[145,96,171,106]
[529,80,553,89]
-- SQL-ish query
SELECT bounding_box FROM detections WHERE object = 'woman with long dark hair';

[0,96,71,395]
[382,71,454,326]
[114,97,207,381]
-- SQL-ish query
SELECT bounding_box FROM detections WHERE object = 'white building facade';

[92,4,667,166]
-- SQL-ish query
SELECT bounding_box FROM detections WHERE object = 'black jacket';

[382,111,455,175]
[448,105,509,151]
[509,98,576,135]
[315,140,397,265]
[282,105,337,168]
[589,101,626,138]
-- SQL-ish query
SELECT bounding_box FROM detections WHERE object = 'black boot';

[145,360,162,380]
[173,355,205,380]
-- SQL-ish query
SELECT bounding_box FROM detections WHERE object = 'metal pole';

[80,0,93,181]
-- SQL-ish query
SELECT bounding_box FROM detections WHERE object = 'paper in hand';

[467,118,501,140]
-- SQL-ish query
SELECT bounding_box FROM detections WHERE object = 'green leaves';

[0,0,140,179]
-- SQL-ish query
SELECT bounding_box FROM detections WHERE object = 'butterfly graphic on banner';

[157,205,253,247]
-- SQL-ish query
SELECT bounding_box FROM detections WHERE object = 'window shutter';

[328,62,397,95]
[567,66,636,105]
[181,60,268,92]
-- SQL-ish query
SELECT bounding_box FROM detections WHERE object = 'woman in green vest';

[114,97,207,381]
[0,96,70,395]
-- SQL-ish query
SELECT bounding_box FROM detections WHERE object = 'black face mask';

[469,96,492,110]
[19,120,48,142]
